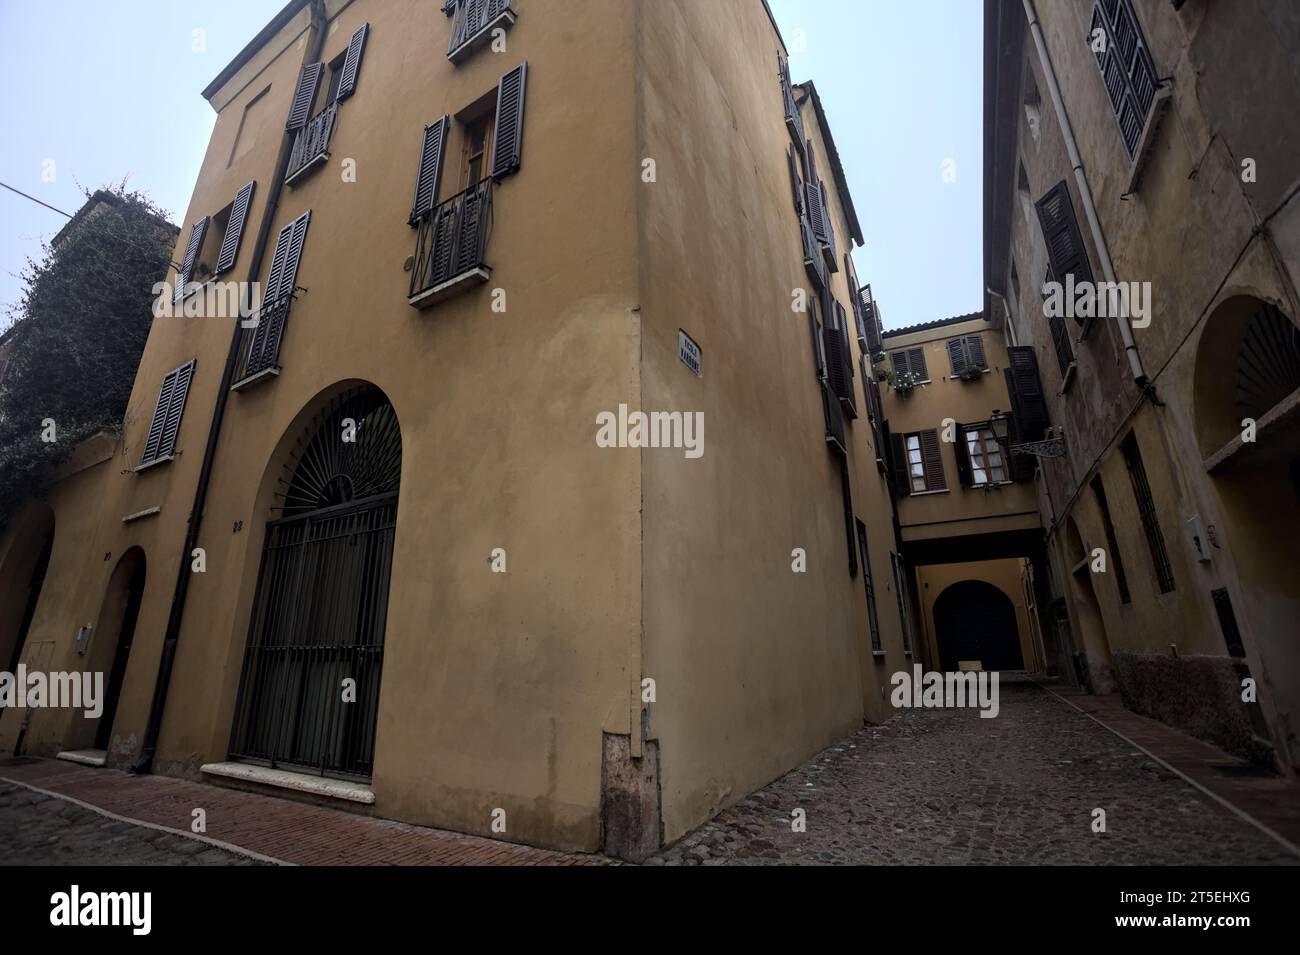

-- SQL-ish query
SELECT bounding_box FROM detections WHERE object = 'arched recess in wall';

[68,547,148,753]
[0,501,56,680]
[932,579,1022,672]
[1062,516,1110,692]
[1193,294,1300,767]
[227,383,402,780]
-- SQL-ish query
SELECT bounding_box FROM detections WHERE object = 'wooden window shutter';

[174,216,209,303]
[867,379,887,468]
[820,182,837,261]
[954,424,974,487]
[215,181,255,275]
[786,145,804,216]
[334,23,369,102]
[1035,181,1094,324]
[286,62,324,131]
[861,285,882,352]
[1004,345,1050,442]
[276,211,312,300]
[807,311,826,379]
[141,360,195,465]
[920,428,946,491]
[895,346,928,380]
[947,338,969,376]
[805,180,827,245]
[264,221,294,303]
[490,62,527,180]
[889,432,908,495]
[822,316,855,416]
[409,116,450,224]
[965,334,987,370]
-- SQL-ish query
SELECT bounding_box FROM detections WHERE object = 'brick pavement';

[0,758,605,865]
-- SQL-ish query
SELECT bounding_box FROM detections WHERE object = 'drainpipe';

[1021,0,1147,387]
[131,0,328,774]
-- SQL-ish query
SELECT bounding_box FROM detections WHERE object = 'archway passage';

[933,580,1023,672]
[92,548,146,751]
[229,386,401,779]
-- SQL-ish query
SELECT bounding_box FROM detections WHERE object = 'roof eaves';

[201,0,311,103]
[799,81,865,247]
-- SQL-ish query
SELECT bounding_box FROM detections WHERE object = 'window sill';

[284,150,329,187]
[122,506,161,524]
[133,454,175,474]
[871,650,887,658]
[965,480,1015,490]
[408,266,491,309]
[232,366,280,392]
[907,488,949,497]
[200,761,375,805]
[948,368,991,381]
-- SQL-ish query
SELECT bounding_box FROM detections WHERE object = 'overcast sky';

[0,0,982,331]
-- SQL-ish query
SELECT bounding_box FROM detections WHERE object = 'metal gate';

[228,387,401,779]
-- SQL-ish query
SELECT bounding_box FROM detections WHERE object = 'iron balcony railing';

[235,293,293,385]
[447,0,515,62]
[285,104,337,185]
[409,178,493,302]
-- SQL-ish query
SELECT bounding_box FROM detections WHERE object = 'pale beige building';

[0,0,916,858]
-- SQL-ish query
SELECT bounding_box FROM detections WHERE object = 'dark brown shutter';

[867,378,887,468]
[822,322,853,409]
[1005,345,1050,441]
[264,221,294,303]
[890,431,908,494]
[823,381,846,455]
[786,145,804,215]
[807,311,825,378]
[159,359,195,459]
[409,116,450,224]
[954,424,974,487]
[907,346,928,380]
[1035,181,1094,324]
[141,360,195,464]
[861,285,882,352]
[947,338,968,376]
[334,23,369,102]
[820,182,837,263]
[215,181,255,275]
[920,428,946,491]
[965,334,987,370]
[286,62,323,131]
[275,211,312,300]
[806,181,827,244]
[490,62,527,179]
[174,216,209,303]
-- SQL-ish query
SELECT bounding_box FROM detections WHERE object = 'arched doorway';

[933,580,1023,671]
[81,547,146,752]
[1194,294,1300,768]
[228,386,401,779]
[0,503,55,683]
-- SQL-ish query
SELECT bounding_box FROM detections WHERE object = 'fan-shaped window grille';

[1236,302,1300,424]
[279,387,402,518]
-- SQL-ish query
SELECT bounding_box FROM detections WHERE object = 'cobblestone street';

[0,782,258,865]
[646,677,1298,865]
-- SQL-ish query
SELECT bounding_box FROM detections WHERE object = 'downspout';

[131,0,328,774]
[1021,0,1147,386]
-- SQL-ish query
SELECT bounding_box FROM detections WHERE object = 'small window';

[905,429,946,493]
[191,202,232,286]
[890,346,928,382]
[948,334,987,377]
[459,111,495,192]
[964,426,1007,485]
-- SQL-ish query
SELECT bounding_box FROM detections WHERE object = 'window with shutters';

[173,181,255,301]
[903,430,946,494]
[285,23,369,186]
[822,299,857,419]
[1088,0,1162,160]
[445,0,517,64]
[234,210,311,389]
[856,520,882,652]
[961,425,1007,486]
[947,334,988,379]
[1120,432,1175,594]
[407,65,526,310]
[137,360,196,470]
[889,346,929,383]
[891,552,912,654]
[1036,181,1094,330]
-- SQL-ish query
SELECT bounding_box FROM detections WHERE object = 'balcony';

[446,0,516,64]
[233,294,293,389]
[285,104,336,186]
[408,178,493,309]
